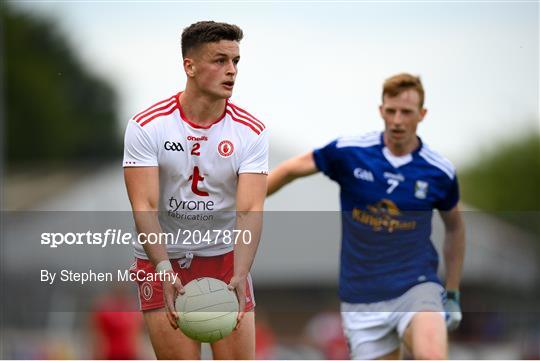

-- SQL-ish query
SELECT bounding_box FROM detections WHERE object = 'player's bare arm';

[229,173,267,318]
[267,151,318,196]
[124,167,184,329]
[439,203,466,291]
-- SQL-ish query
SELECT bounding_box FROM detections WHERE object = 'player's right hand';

[163,270,184,329]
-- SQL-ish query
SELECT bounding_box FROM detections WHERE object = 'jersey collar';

[379,131,424,168]
[176,91,228,130]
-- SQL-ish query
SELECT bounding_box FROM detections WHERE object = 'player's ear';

[183,57,196,78]
[378,104,385,118]
[419,108,427,122]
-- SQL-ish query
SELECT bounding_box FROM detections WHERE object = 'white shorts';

[341,282,445,360]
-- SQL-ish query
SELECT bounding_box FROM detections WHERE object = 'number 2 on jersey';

[386,179,399,194]
[191,143,201,156]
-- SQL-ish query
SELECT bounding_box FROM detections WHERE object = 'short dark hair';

[181,21,243,58]
[382,73,425,108]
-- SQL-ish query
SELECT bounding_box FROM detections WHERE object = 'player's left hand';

[228,274,247,329]
[444,290,462,331]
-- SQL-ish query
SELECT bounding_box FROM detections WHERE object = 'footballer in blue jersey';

[268,73,465,360]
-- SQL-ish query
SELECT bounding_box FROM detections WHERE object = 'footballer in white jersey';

[123,21,267,360]
[124,92,268,259]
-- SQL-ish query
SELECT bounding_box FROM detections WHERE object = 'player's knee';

[413,345,446,360]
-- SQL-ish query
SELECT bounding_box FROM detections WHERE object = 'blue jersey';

[313,131,459,303]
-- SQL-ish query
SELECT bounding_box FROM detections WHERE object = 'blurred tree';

[460,131,540,235]
[2,5,121,166]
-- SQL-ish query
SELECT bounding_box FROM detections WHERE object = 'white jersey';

[123,92,268,259]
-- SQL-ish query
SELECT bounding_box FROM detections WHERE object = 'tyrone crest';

[141,282,153,301]
[218,140,234,157]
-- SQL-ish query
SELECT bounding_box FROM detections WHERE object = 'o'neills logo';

[218,140,234,157]
[187,135,208,142]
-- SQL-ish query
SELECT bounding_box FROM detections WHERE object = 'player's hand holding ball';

[227,274,247,326]
[444,290,462,331]
[227,276,246,326]
[157,260,185,329]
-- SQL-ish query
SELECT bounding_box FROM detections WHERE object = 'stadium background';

[2,1,539,359]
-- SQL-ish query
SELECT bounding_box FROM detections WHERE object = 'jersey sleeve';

[123,119,159,167]
[238,130,269,174]
[313,139,339,180]
[436,174,460,211]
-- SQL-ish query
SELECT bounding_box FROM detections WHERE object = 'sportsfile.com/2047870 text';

[40,229,252,248]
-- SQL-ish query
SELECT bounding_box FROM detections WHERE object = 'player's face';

[379,89,427,150]
[185,40,240,99]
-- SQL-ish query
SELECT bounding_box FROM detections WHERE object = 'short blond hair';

[382,73,425,108]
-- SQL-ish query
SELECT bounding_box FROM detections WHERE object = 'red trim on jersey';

[227,105,265,132]
[228,103,265,130]
[139,105,179,127]
[176,92,227,129]
[135,99,176,124]
[226,110,261,135]
[133,95,176,122]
